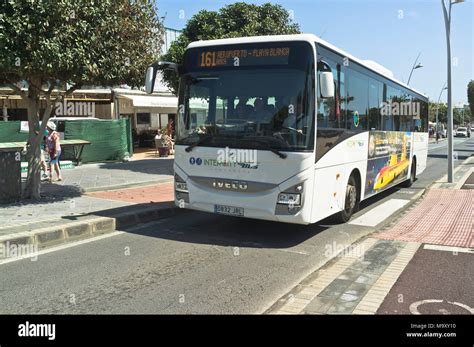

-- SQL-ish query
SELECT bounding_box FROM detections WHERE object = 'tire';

[335,174,359,223]
[401,158,416,188]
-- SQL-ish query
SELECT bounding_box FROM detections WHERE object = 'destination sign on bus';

[197,47,290,68]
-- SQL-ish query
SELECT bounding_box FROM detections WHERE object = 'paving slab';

[374,189,473,248]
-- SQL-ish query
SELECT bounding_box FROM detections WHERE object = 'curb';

[81,177,174,193]
[113,204,178,229]
[0,204,179,259]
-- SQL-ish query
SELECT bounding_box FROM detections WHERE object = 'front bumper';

[173,171,314,225]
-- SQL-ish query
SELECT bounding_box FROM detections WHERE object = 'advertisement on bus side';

[365,131,412,197]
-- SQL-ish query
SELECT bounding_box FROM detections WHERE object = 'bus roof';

[186,34,428,100]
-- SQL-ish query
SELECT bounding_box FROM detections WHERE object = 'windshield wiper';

[240,137,287,159]
[185,134,213,152]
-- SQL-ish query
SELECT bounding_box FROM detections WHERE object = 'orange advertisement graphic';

[365,131,412,197]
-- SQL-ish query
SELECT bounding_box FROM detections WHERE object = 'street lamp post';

[441,0,464,183]
[407,52,423,85]
[435,83,448,135]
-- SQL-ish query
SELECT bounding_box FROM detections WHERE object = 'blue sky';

[157,0,473,105]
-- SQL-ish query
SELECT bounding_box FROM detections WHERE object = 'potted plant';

[156,127,172,157]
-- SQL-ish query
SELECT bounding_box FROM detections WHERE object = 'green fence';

[64,119,132,163]
[0,121,28,142]
[0,119,132,163]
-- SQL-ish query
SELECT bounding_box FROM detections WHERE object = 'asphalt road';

[0,137,472,314]
[378,247,474,314]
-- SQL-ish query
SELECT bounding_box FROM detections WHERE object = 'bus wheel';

[402,158,416,188]
[337,175,359,223]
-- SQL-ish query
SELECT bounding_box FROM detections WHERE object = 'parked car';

[455,127,468,137]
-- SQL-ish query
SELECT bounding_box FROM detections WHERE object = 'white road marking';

[409,300,442,314]
[0,231,124,266]
[276,248,309,256]
[409,299,474,314]
[349,199,410,227]
[423,244,474,254]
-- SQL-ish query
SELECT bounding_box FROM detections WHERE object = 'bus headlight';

[175,173,188,193]
[277,193,301,206]
[175,182,188,193]
[276,183,304,215]
[175,174,189,204]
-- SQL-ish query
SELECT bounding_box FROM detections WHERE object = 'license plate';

[214,204,244,217]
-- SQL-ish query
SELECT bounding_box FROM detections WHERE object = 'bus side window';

[345,68,368,131]
[381,83,393,131]
[368,79,382,130]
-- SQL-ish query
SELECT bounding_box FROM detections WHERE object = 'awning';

[119,94,178,113]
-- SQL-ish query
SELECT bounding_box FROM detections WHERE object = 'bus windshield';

[176,41,315,152]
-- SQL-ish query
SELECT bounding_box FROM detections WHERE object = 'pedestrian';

[167,119,175,139]
[154,130,162,157]
[31,129,49,180]
[39,129,49,179]
[46,121,62,182]
[436,129,440,144]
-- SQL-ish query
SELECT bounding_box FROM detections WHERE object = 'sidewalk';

[266,155,474,315]
[0,158,176,256]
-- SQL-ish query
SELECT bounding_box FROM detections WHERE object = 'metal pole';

[436,83,447,136]
[442,0,454,183]
[407,52,421,85]
[436,107,439,134]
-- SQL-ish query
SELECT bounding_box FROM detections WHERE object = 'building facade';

[0,28,181,141]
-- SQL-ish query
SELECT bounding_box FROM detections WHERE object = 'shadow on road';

[102,184,409,249]
[80,200,330,248]
[59,177,427,249]
[128,209,331,249]
[96,158,174,176]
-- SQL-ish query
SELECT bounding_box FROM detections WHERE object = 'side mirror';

[145,61,180,94]
[319,71,335,99]
[157,61,179,73]
[145,66,157,94]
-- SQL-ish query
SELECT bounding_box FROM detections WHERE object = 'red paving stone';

[375,189,474,248]
[87,182,174,204]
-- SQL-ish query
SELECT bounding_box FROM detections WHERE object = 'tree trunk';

[22,89,42,200]
[23,138,42,200]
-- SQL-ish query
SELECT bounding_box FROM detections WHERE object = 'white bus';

[146,34,429,224]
